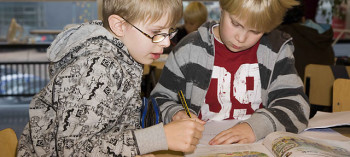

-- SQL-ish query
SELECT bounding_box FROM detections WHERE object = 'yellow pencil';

[178,90,192,118]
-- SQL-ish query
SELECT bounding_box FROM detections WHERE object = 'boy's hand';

[164,118,205,152]
[172,110,198,121]
[209,122,256,145]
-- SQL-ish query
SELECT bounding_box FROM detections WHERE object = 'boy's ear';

[108,15,126,37]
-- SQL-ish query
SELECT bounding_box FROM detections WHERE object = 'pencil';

[178,90,192,118]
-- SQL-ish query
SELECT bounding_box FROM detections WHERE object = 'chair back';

[333,78,350,112]
[0,128,18,157]
[304,64,350,108]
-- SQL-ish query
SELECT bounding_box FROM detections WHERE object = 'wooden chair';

[333,79,350,112]
[304,64,350,112]
[0,128,18,157]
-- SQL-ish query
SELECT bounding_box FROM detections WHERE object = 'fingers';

[191,128,203,141]
[172,111,189,121]
[210,134,249,145]
[191,118,206,125]
[182,144,197,153]
[209,129,230,145]
[209,123,256,145]
[164,117,205,153]
[237,138,249,144]
[209,131,232,145]
[183,135,200,152]
[189,135,200,145]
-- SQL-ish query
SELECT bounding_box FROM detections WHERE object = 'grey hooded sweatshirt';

[17,21,167,157]
[151,21,310,141]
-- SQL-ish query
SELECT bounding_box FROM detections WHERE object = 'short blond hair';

[103,0,183,30]
[184,2,208,25]
[220,0,299,33]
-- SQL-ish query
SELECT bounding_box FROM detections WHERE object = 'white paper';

[306,111,350,130]
[199,119,241,145]
[301,128,350,141]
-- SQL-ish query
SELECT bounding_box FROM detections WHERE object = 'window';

[0,1,98,43]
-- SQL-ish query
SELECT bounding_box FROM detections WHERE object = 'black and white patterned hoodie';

[17,21,168,157]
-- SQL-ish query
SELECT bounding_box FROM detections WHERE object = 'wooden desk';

[153,150,183,157]
[332,126,350,138]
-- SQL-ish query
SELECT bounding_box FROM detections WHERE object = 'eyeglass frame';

[121,17,178,43]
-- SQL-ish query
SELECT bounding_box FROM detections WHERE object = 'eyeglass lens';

[152,29,178,43]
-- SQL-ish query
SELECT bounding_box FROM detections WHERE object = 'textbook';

[185,111,350,157]
[185,131,350,157]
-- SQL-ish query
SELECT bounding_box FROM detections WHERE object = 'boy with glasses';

[17,0,205,156]
[151,0,310,144]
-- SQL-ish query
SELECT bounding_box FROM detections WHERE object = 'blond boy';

[165,1,208,54]
[183,1,208,34]
[17,0,205,156]
[151,0,310,144]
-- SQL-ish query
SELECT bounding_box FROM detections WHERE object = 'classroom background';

[1,0,350,148]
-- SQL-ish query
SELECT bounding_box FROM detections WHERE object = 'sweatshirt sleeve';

[244,41,310,141]
[134,123,168,154]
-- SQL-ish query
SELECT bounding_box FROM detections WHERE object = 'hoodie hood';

[48,21,118,62]
[46,20,137,78]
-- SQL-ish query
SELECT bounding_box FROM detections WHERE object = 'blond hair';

[219,0,299,33]
[184,2,208,25]
[103,0,183,31]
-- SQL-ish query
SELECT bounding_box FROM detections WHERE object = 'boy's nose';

[235,31,247,43]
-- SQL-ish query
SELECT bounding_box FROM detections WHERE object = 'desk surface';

[153,150,183,157]
[332,126,350,137]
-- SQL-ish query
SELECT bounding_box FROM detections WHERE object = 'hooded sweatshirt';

[17,21,167,157]
[150,21,310,141]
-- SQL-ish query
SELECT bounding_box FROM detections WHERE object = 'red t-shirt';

[199,37,263,121]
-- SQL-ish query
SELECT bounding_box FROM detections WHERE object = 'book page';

[199,119,241,145]
[301,128,350,141]
[185,143,274,157]
[185,119,274,157]
[263,131,350,157]
[306,111,350,130]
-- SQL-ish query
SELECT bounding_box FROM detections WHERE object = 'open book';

[186,111,350,157]
[186,131,350,157]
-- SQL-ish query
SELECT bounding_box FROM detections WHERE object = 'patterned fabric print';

[17,22,144,156]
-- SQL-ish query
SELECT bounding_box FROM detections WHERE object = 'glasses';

[122,18,178,43]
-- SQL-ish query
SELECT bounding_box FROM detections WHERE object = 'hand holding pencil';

[172,90,202,121]
[164,90,206,152]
